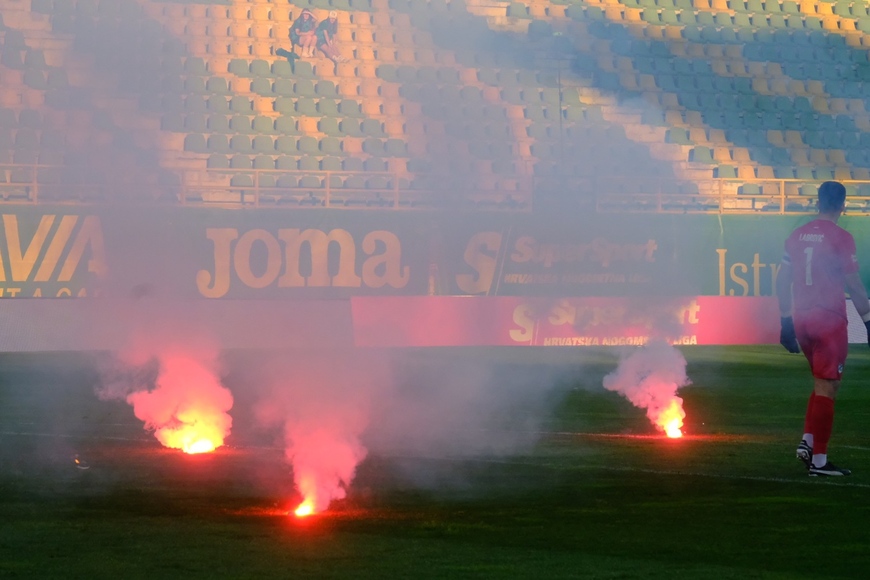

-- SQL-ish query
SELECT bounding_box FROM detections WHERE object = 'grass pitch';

[2,347,870,579]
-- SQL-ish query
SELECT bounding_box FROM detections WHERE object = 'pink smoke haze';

[255,353,387,515]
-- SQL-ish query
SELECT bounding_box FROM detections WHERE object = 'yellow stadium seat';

[618,73,640,91]
[713,147,734,163]
[769,79,788,94]
[356,46,376,61]
[689,128,707,143]
[384,119,404,137]
[827,98,849,114]
[829,151,847,166]
[358,79,381,97]
[187,20,208,37]
[809,150,830,165]
[230,21,250,39]
[251,23,272,40]
[732,149,753,164]
[357,62,378,78]
[166,19,186,36]
[298,117,318,134]
[751,78,771,95]
[622,7,642,21]
[792,149,811,166]
[380,84,400,99]
[812,96,831,113]
[337,28,354,42]
[252,5,272,21]
[354,29,375,44]
[848,99,866,113]
[394,48,416,63]
[376,49,398,63]
[684,111,704,125]
[767,131,786,148]
[229,4,249,20]
[785,131,804,147]
[711,60,729,76]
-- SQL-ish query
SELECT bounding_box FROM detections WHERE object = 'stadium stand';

[0,0,868,211]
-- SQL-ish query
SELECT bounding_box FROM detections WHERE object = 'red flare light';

[294,500,315,518]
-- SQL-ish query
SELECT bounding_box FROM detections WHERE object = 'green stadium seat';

[230,154,252,169]
[207,78,230,94]
[184,114,207,132]
[292,61,315,79]
[253,155,275,170]
[252,116,275,135]
[275,117,299,134]
[316,81,339,98]
[229,59,250,76]
[274,173,297,188]
[207,96,230,113]
[320,137,343,154]
[295,80,316,98]
[252,135,275,154]
[321,157,342,171]
[339,100,363,117]
[384,139,407,156]
[230,135,252,153]
[361,119,386,137]
[272,60,294,78]
[318,118,341,136]
[229,116,254,134]
[364,157,388,172]
[299,156,320,171]
[274,79,296,97]
[230,96,253,114]
[298,136,319,154]
[362,138,385,156]
[208,115,230,133]
[185,57,208,76]
[161,113,185,132]
[230,175,254,188]
[184,134,207,153]
[275,136,298,154]
[207,154,230,169]
[296,98,318,116]
[250,60,271,77]
[275,156,297,170]
[343,157,365,171]
[207,135,232,154]
[317,99,340,116]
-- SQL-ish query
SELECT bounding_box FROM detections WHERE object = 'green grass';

[3,347,870,578]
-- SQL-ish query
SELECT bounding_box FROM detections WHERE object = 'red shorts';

[794,311,848,381]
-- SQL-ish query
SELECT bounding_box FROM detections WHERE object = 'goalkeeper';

[776,181,870,476]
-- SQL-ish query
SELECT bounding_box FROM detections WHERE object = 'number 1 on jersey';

[804,246,813,286]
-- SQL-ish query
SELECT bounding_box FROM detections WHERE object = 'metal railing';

[3,164,870,214]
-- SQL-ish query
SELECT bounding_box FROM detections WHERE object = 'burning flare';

[294,500,315,518]
[657,398,685,439]
[126,353,233,454]
[603,339,690,438]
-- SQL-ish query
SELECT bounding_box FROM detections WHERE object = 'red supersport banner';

[351,296,782,347]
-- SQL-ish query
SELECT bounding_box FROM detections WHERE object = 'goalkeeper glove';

[780,317,800,353]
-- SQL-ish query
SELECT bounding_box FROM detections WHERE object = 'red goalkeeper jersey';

[783,219,858,320]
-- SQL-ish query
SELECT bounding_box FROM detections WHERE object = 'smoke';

[603,339,689,437]
[245,349,567,513]
[252,351,389,513]
[95,311,234,455]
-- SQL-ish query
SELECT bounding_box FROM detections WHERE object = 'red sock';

[803,392,816,435]
[811,395,835,455]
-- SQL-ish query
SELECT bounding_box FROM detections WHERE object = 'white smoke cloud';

[603,339,689,437]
